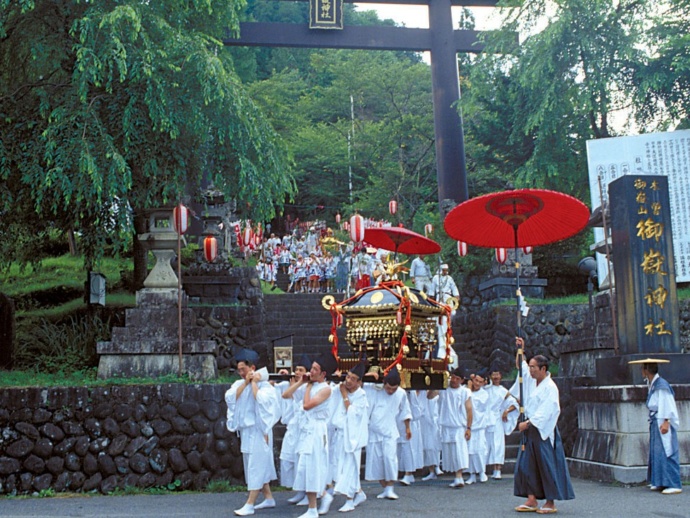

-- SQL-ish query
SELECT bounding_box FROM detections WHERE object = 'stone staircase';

[263,292,348,358]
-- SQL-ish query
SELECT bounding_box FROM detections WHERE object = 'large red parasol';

[443,188,590,249]
[364,227,441,256]
[443,188,590,431]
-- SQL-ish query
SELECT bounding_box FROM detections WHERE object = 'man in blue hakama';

[630,358,682,495]
[513,337,574,514]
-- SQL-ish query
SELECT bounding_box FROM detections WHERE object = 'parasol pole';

[513,219,527,451]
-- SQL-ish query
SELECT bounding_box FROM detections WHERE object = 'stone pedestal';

[479,249,547,303]
[569,384,690,484]
[97,288,217,380]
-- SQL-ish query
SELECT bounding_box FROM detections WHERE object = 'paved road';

[0,476,687,518]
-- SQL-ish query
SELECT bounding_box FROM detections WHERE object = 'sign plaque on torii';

[224,0,505,214]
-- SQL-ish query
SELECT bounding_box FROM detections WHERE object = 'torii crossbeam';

[224,0,507,214]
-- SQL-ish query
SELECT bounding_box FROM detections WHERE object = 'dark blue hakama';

[648,417,681,489]
[514,425,575,501]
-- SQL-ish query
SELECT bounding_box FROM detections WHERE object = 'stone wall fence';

[0,384,240,496]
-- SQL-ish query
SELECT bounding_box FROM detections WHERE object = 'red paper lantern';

[335,213,341,224]
[203,236,218,262]
[523,246,533,254]
[495,247,507,264]
[457,241,468,257]
[343,221,350,231]
[172,204,189,235]
[424,223,433,237]
[389,200,397,215]
[349,214,365,243]
[254,233,261,246]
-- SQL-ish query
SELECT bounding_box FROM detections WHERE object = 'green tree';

[249,47,435,228]
[636,0,690,127]
[0,0,294,282]
[462,0,654,200]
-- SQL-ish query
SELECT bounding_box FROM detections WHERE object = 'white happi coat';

[292,382,332,492]
[332,385,369,498]
[514,360,560,445]
[364,384,411,481]
[484,383,509,464]
[437,385,471,472]
[225,379,281,490]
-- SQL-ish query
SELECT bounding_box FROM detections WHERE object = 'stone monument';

[569,175,689,483]
[97,207,217,380]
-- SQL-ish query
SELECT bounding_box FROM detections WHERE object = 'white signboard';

[586,130,690,284]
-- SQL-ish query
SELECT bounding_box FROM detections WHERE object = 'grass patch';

[260,280,284,294]
[15,293,135,321]
[205,480,248,493]
[0,369,238,388]
[678,286,690,300]
[496,293,589,306]
[0,254,132,298]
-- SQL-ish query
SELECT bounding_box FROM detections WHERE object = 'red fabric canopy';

[444,189,590,249]
[364,227,441,255]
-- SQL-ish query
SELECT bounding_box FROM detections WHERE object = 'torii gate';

[224,0,503,214]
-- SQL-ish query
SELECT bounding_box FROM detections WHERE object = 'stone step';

[97,338,215,355]
[123,307,200,327]
[110,326,210,342]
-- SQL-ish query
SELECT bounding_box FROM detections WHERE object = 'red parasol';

[443,189,590,249]
[364,227,441,257]
[443,188,590,432]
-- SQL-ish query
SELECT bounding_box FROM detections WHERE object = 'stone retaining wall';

[0,385,239,496]
[453,303,591,374]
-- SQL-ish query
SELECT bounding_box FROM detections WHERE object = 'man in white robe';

[225,351,281,516]
[364,368,411,500]
[331,362,370,512]
[513,337,574,514]
[429,367,472,488]
[633,359,682,494]
[410,255,431,293]
[484,364,509,480]
[467,370,489,484]
[282,353,337,518]
[429,264,459,359]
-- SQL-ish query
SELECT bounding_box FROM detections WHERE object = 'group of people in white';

[254,229,458,297]
[225,348,520,517]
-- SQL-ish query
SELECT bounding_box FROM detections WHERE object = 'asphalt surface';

[0,475,687,518]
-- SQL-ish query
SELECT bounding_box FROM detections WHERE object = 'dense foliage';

[0,0,294,273]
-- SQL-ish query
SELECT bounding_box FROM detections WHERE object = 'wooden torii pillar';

[224,0,502,214]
